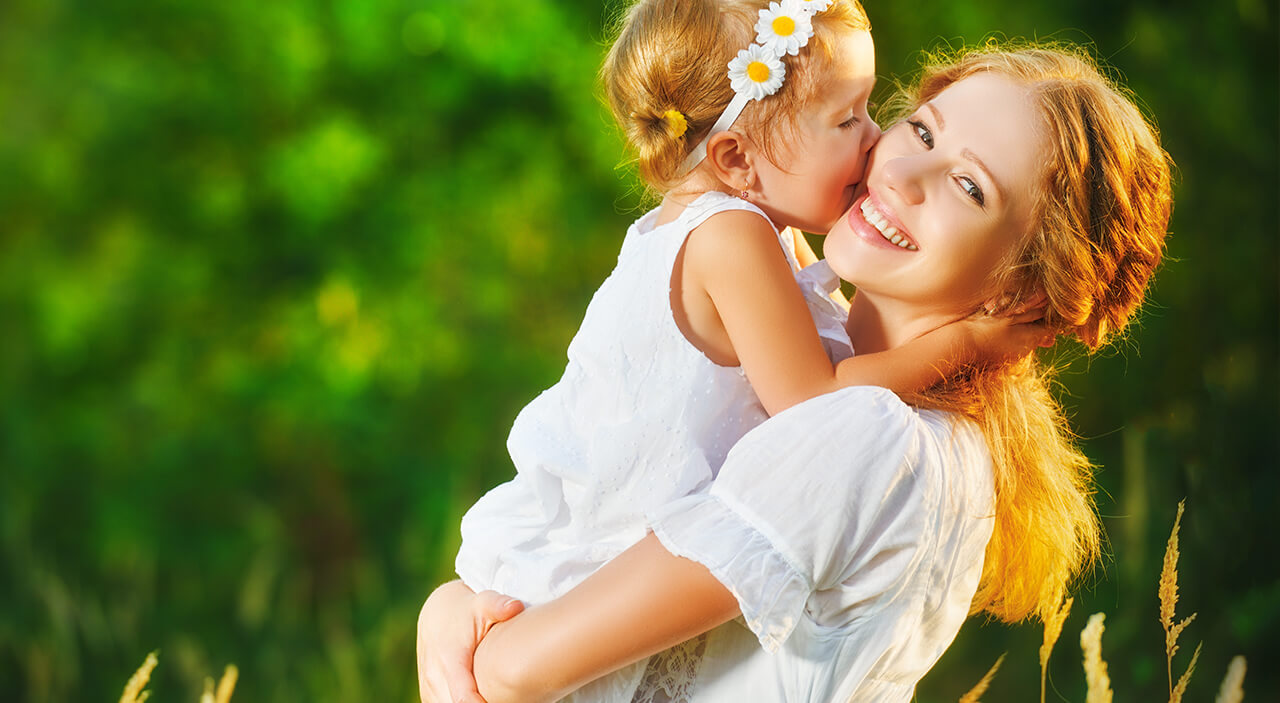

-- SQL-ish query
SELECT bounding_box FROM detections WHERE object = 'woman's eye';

[909,120,934,148]
[959,176,985,205]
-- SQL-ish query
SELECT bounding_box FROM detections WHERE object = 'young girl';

[454,0,1030,635]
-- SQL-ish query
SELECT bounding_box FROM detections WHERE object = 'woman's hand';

[417,581,525,703]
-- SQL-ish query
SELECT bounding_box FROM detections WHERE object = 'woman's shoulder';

[810,386,987,458]
[766,385,924,446]
[717,387,929,502]
[749,386,989,494]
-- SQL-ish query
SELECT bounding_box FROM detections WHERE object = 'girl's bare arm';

[686,212,1027,414]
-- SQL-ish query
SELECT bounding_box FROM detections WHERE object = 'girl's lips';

[847,193,919,252]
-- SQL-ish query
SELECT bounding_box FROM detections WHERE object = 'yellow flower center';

[662,109,688,138]
[747,61,771,83]
[772,16,796,36]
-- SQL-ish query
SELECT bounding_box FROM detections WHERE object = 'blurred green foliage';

[0,0,1274,701]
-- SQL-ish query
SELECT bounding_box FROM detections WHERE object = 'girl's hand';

[417,582,525,703]
[961,297,1054,366]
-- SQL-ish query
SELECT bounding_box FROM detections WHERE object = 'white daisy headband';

[680,0,832,173]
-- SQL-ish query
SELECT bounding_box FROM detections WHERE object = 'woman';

[420,45,1172,703]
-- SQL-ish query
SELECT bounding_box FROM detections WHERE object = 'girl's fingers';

[443,652,483,703]
[473,590,525,631]
[1011,291,1048,315]
[1009,307,1047,325]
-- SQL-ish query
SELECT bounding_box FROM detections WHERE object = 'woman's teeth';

[860,199,917,251]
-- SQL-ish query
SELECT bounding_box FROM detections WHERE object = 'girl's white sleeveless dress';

[455,191,848,700]
[456,191,809,604]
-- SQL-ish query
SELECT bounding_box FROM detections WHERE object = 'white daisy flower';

[754,0,814,57]
[728,44,786,101]
[798,0,833,12]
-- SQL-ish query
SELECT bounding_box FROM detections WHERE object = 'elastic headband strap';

[676,0,828,175]
[679,92,752,174]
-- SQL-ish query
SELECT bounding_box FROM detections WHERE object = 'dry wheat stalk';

[958,653,1006,703]
[1214,655,1247,703]
[119,651,238,703]
[1080,612,1113,703]
[201,665,239,703]
[214,665,239,703]
[1039,596,1073,703]
[119,651,158,703]
[1169,642,1202,703]
[1159,500,1199,699]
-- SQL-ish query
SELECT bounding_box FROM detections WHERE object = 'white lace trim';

[630,634,708,703]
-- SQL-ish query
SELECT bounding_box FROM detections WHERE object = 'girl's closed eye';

[840,99,875,130]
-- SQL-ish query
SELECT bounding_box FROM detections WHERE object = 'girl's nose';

[861,121,882,152]
[882,154,926,205]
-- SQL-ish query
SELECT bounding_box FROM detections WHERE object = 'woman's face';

[823,72,1049,317]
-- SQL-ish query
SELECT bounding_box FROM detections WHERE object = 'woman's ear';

[705,130,756,195]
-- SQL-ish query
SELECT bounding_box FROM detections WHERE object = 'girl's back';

[455,192,814,605]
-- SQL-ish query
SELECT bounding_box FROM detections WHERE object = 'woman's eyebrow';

[925,102,946,130]
[927,101,1005,204]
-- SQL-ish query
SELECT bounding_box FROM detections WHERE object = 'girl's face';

[750,30,879,234]
[824,72,1048,318]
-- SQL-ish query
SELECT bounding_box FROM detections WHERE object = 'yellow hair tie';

[662,109,688,139]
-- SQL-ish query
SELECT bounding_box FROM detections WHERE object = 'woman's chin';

[820,242,858,284]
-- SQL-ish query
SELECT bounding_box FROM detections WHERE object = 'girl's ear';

[704,130,756,195]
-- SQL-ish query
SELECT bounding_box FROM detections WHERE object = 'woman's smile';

[848,192,919,251]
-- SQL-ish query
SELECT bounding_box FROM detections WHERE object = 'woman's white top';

[456,191,817,608]
[639,386,995,703]
[557,268,996,703]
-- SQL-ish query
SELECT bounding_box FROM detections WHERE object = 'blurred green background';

[0,0,1274,701]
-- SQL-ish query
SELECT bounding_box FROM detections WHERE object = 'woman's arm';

[469,534,739,703]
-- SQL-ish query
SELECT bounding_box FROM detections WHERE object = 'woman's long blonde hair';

[901,45,1173,623]
[601,0,871,193]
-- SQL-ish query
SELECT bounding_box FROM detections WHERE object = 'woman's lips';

[847,193,918,251]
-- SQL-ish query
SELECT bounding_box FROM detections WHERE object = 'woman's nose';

[882,154,926,205]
